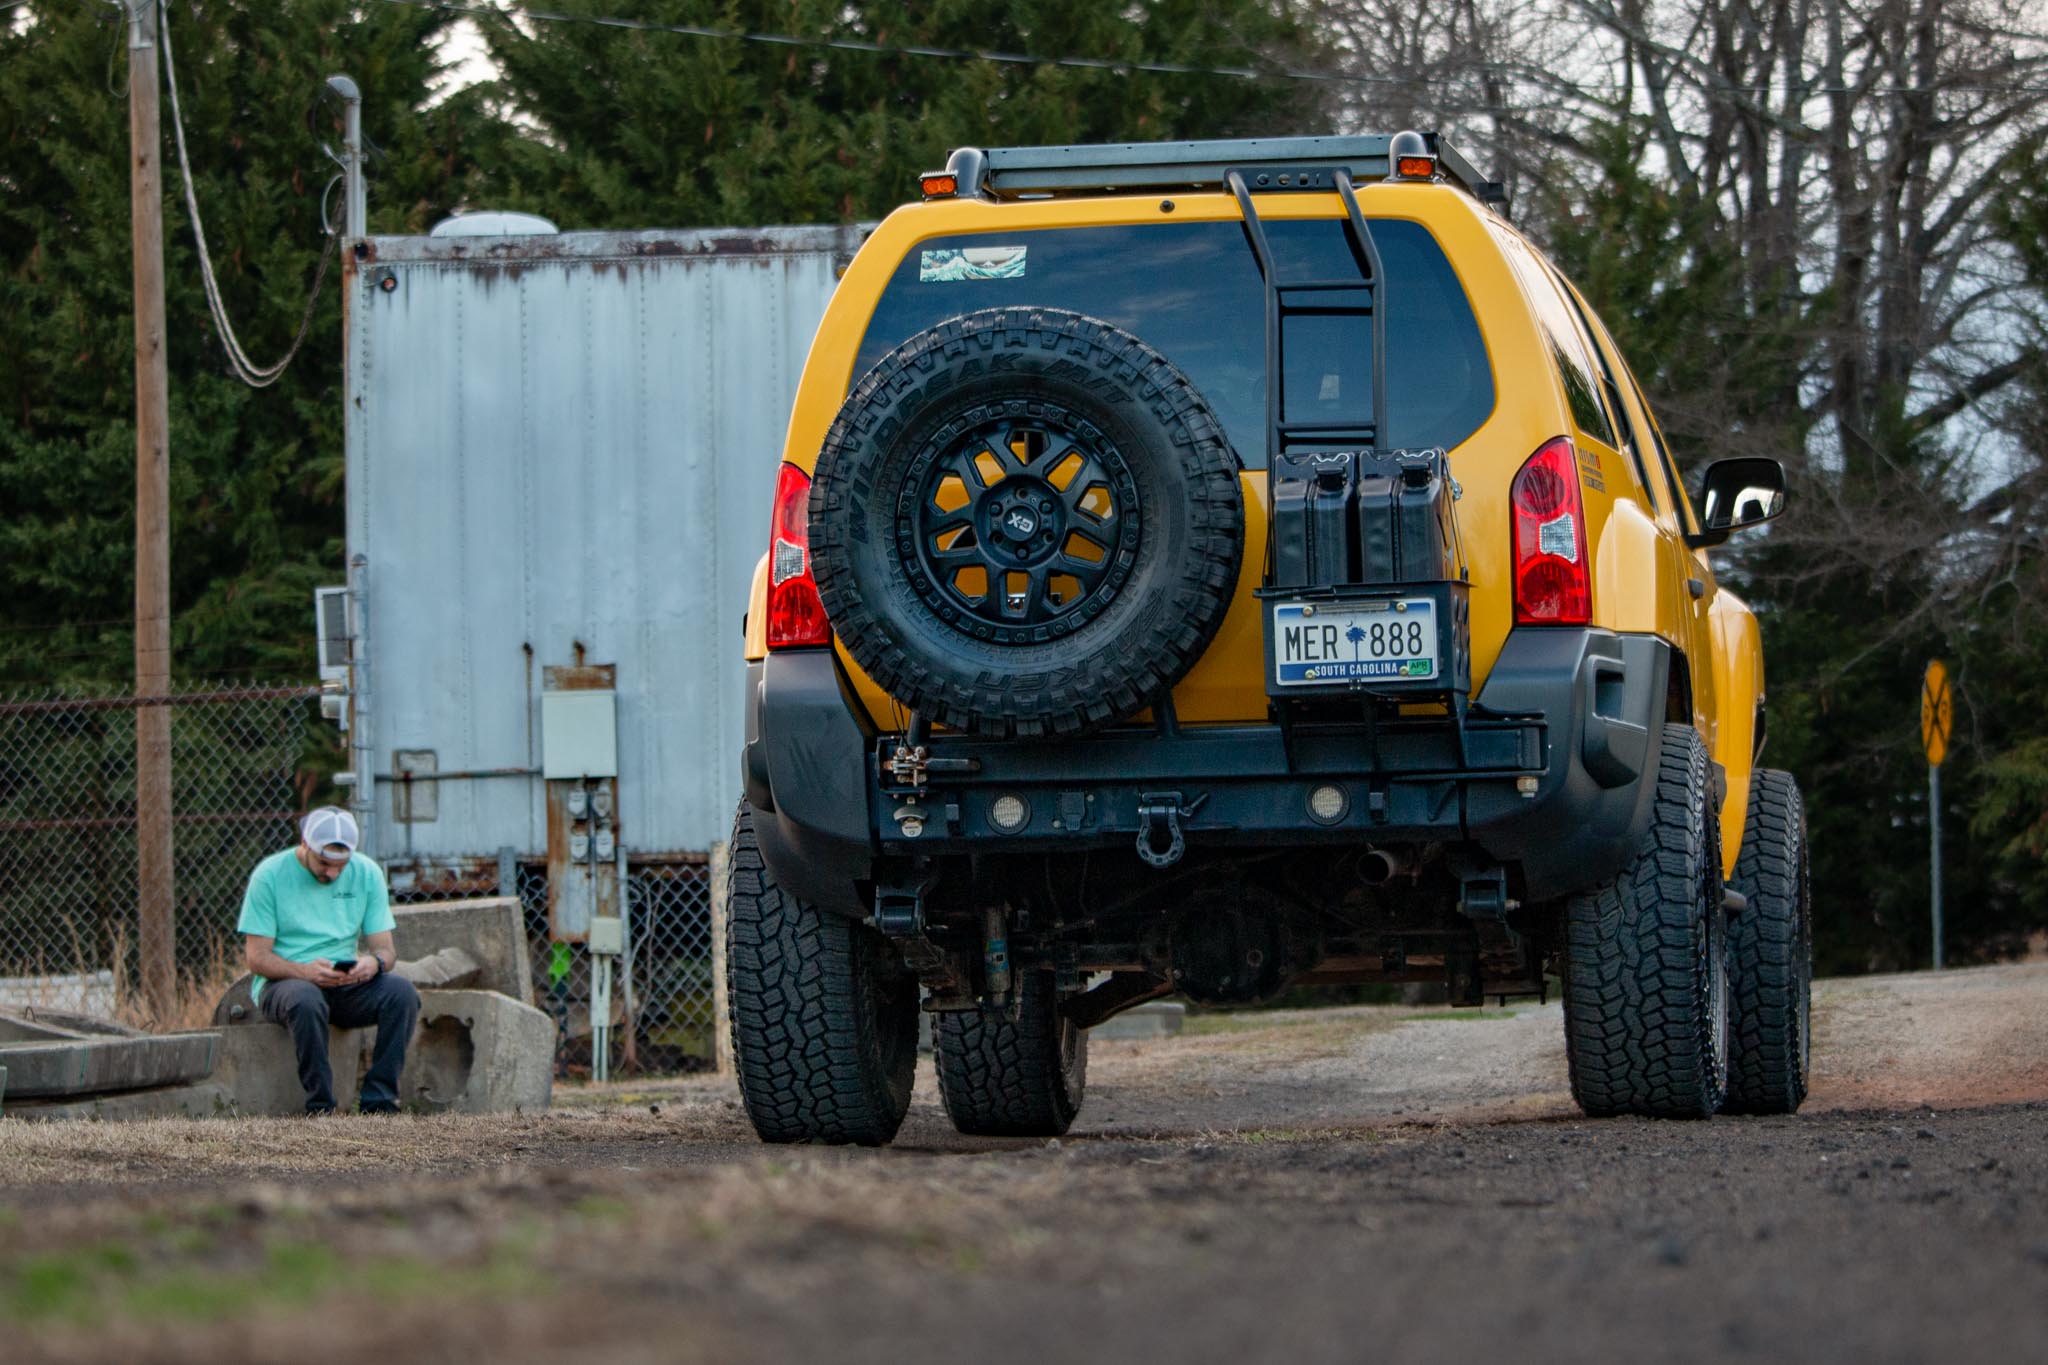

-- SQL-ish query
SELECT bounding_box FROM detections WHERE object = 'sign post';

[1920,660,1953,970]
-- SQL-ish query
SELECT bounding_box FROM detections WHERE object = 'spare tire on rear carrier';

[809,307,1245,738]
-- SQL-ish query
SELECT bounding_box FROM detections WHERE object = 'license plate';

[1271,598,1437,686]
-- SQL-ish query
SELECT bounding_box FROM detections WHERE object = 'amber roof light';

[1388,129,1436,182]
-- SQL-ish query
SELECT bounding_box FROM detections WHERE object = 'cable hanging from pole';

[157,0,334,390]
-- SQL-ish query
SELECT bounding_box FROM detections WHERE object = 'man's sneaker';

[359,1100,401,1116]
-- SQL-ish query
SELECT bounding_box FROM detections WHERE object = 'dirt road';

[3,964,2045,1363]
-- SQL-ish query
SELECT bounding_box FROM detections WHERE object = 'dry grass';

[108,929,247,1032]
[0,1073,754,1190]
[0,1108,700,1190]
[1,930,245,1034]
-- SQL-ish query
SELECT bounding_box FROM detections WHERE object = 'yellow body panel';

[1708,588,1764,875]
[744,181,1768,850]
[1588,493,1668,636]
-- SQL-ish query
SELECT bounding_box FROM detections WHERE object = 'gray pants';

[261,974,421,1113]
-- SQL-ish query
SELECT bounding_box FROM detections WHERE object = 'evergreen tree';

[471,0,1332,229]
[0,0,496,686]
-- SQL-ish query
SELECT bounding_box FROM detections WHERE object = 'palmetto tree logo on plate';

[1346,623,1367,659]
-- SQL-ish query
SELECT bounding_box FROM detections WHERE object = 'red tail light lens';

[767,462,831,649]
[1512,437,1591,624]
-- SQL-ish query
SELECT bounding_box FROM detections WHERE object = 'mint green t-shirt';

[236,847,394,1002]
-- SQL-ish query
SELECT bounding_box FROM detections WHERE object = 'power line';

[381,0,1372,86]
[158,0,333,389]
[375,0,2048,100]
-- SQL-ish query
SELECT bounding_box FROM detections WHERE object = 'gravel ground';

[2,963,2045,1363]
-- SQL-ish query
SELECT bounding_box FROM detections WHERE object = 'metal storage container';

[340,224,862,1068]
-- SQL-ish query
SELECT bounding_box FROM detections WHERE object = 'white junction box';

[541,690,619,780]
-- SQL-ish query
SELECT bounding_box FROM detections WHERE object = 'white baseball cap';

[301,806,360,853]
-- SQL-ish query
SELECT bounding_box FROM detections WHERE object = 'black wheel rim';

[896,404,1142,645]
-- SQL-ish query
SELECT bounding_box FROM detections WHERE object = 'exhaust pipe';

[1358,849,1409,885]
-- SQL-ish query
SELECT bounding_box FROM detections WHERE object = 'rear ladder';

[1224,166,1389,468]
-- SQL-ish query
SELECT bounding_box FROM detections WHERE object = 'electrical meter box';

[541,690,619,779]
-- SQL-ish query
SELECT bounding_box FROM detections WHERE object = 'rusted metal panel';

[343,225,861,864]
[353,225,859,267]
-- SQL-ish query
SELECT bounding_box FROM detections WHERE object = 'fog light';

[989,793,1030,832]
[1308,784,1348,824]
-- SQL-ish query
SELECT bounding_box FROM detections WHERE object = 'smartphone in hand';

[331,958,357,975]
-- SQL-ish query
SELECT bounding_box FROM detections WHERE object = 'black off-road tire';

[809,307,1244,738]
[1563,723,1731,1119]
[725,801,919,1145]
[1722,768,1812,1115]
[933,971,1087,1137]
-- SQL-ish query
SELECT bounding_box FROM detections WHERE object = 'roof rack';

[930,133,1507,213]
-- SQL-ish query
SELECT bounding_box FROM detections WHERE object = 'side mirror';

[1687,457,1785,549]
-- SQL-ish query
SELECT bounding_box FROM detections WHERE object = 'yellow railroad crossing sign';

[1921,659,1953,767]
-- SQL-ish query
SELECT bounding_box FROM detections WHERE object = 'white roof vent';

[429,210,560,237]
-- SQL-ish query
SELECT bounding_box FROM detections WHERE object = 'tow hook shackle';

[1136,792,1188,868]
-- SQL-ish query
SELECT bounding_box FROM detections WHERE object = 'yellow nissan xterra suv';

[730,133,1811,1144]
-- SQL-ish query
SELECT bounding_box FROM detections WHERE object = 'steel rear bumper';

[743,629,1671,914]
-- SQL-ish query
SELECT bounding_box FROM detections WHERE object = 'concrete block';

[397,989,554,1114]
[0,1010,146,1044]
[0,1032,220,1098]
[6,1077,237,1122]
[0,1017,75,1045]
[1088,1001,1186,1041]
[207,988,553,1116]
[212,1020,359,1115]
[211,895,532,1027]
[8,988,553,1121]
[392,898,534,1008]
[395,947,482,990]
[3,1027,290,1120]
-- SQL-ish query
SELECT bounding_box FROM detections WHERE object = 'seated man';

[239,807,420,1115]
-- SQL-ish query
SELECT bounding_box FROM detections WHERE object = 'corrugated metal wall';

[343,226,861,862]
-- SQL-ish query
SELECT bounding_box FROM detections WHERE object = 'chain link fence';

[393,857,720,1076]
[0,682,317,1025]
[0,678,723,1072]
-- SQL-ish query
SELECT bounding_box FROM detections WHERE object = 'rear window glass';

[853,218,1493,469]
[1490,226,1618,449]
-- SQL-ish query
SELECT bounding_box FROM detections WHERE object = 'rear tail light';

[767,462,832,649]
[1512,437,1591,624]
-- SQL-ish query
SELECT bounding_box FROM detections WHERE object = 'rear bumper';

[743,629,1671,913]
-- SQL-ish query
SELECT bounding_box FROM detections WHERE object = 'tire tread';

[809,307,1244,738]
[934,973,1085,1137]
[725,801,916,1145]
[1563,724,1729,1119]
[1723,768,1811,1114]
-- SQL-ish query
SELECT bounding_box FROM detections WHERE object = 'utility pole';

[127,0,175,1027]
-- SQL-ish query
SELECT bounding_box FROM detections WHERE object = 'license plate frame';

[1268,596,1439,688]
